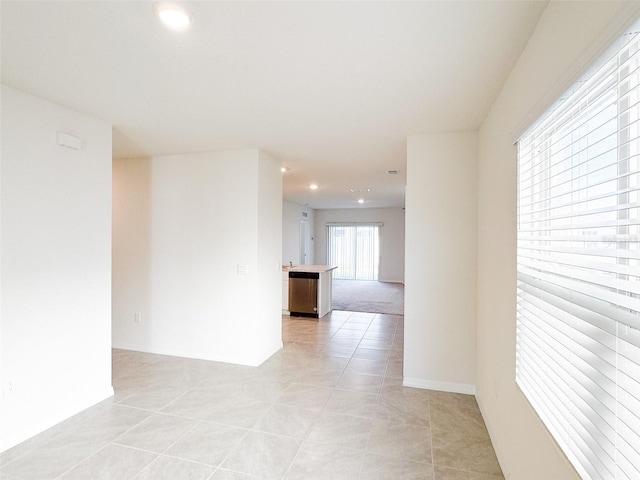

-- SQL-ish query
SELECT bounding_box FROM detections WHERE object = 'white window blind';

[327,224,380,280]
[516,19,640,480]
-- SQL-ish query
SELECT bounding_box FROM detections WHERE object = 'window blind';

[516,19,640,480]
[327,224,380,280]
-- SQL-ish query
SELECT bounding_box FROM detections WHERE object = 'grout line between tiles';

[7,311,503,480]
[283,310,371,479]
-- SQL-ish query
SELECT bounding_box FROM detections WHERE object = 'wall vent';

[56,131,83,150]
[386,169,399,175]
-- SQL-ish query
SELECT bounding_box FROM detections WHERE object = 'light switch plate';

[237,264,249,275]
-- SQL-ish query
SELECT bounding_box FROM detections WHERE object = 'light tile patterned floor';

[0,311,504,480]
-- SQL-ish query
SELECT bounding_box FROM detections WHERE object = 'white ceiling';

[1,1,547,209]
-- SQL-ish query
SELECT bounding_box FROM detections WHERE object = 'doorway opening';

[327,223,402,314]
[299,220,311,265]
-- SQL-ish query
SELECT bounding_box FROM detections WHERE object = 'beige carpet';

[331,279,404,315]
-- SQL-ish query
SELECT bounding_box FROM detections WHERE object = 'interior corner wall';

[0,85,113,452]
[282,200,315,266]
[112,149,282,367]
[256,150,284,363]
[313,208,405,283]
[404,131,477,394]
[475,2,640,479]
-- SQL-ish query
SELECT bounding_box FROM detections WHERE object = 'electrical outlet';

[4,380,15,397]
[134,313,141,323]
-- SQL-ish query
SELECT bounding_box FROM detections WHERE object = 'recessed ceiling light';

[155,2,193,31]
[280,167,287,173]
[310,184,318,190]
[358,199,364,204]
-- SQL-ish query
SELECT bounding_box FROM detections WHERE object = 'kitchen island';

[283,265,337,318]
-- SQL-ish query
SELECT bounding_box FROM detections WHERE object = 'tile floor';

[0,311,503,480]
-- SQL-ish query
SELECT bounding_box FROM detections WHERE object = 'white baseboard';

[0,385,114,453]
[252,341,284,366]
[112,341,283,367]
[403,377,476,395]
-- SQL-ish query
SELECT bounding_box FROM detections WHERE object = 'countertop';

[283,265,337,273]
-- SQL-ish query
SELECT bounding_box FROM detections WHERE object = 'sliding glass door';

[327,224,380,280]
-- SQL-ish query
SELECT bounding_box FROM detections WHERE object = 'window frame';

[515,18,640,480]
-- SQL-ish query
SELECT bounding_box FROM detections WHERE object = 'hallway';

[0,311,502,479]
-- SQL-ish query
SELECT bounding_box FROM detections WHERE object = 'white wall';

[112,149,283,366]
[256,151,285,355]
[404,132,477,394]
[313,208,405,283]
[282,200,315,266]
[476,2,640,479]
[0,85,113,452]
